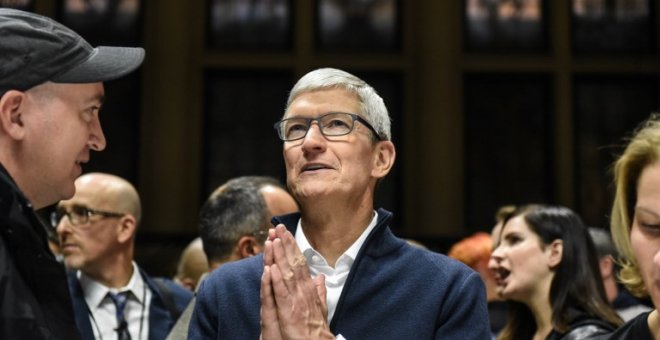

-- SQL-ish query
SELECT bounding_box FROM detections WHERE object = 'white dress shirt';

[294,211,378,322]
[78,262,152,340]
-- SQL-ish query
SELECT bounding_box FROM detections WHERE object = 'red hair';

[447,232,492,270]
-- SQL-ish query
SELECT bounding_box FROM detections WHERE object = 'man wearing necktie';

[109,291,131,340]
[53,173,192,340]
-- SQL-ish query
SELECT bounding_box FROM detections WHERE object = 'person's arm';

[187,279,218,339]
[434,270,491,339]
[260,225,333,340]
[165,299,195,340]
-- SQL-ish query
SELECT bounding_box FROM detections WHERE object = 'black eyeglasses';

[50,204,125,228]
[273,112,383,142]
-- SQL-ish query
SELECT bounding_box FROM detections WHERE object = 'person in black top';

[489,204,623,340]
[606,113,660,339]
[0,8,144,339]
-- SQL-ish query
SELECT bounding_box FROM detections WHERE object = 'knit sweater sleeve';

[187,275,219,339]
[434,266,491,339]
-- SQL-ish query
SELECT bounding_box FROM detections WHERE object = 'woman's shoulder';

[547,315,617,340]
[595,312,653,340]
[560,322,614,340]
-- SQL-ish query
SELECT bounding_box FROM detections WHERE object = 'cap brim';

[51,46,145,84]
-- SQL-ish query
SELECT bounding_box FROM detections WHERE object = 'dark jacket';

[189,208,491,339]
[0,164,81,339]
[594,312,653,340]
[68,268,193,340]
[546,313,617,340]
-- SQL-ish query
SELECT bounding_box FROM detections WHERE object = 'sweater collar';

[271,208,400,258]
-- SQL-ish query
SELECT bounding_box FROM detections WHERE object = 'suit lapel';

[67,271,96,340]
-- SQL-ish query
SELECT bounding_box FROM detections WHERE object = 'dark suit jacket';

[67,267,192,340]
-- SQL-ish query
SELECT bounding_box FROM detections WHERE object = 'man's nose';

[88,117,107,151]
[300,123,327,149]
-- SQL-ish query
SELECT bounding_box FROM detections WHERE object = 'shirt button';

[312,255,321,263]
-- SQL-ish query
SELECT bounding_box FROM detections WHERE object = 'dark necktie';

[108,291,132,340]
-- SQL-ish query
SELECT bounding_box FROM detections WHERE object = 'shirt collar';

[79,261,146,308]
[294,211,379,264]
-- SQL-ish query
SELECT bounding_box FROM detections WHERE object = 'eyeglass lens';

[279,112,355,141]
[51,205,89,227]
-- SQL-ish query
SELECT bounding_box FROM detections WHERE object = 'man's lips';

[60,243,79,253]
[301,163,333,172]
[74,159,87,173]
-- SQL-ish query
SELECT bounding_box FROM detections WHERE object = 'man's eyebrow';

[68,203,87,210]
[93,95,105,106]
[84,94,105,107]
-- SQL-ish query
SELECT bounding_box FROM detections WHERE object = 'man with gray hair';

[588,227,651,321]
[189,68,489,339]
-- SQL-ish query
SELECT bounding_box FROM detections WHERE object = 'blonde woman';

[608,113,660,339]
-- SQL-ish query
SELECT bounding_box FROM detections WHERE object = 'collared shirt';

[295,211,378,322]
[79,262,152,340]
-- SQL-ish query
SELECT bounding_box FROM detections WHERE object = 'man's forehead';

[285,107,361,120]
[32,81,105,106]
[61,177,111,206]
[287,88,359,114]
[58,187,97,207]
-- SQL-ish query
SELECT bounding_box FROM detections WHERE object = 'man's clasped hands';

[260,225,335,340]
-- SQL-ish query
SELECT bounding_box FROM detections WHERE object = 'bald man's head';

[74,172,142,224]
[260,184,298,218]
[55,173,142,281]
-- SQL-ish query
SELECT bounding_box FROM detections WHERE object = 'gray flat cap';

[0,8,145,95]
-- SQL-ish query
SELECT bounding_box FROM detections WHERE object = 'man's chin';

[64,261,81,270]
[293,185,332,201]
[62,255,83,270]
[59,182,77,200]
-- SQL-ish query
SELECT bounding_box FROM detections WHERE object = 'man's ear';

[0,90,27,139]
[547,239,563,269]
[117,215,137,243]
[236,236,261,259]
[371,140,396,179]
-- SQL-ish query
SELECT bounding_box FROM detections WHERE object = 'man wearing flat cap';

[0,8,144,339]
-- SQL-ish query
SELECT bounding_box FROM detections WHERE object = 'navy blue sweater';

[189,208,491,339]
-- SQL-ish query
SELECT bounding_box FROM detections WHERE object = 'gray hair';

[199,176,277,262]
[285,68,392,141]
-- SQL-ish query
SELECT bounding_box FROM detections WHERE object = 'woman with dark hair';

[606,113,660,339]
[489,204,622,339]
